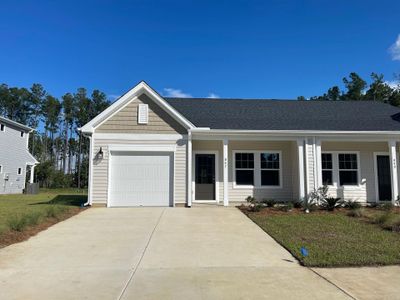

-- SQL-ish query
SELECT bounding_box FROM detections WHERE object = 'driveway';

[0,207,352,299]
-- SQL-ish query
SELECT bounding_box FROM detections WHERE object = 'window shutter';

[138,104,149,124]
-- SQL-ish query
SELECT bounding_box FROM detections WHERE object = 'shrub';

[279,202,294,212]
[309,185,329,205]
[25,212,42,226]
[262,199,276,207]
[251,203,263,212]
[382,203,394,211]
[321,197,343,211]
[7,215,28,232]
[347,208,365,218]
[374,212,393,225]
[246,196,257,204]
[45,205,67,219]
[301,198,318,212]
[292,200,303,209]
[344,200,362,210]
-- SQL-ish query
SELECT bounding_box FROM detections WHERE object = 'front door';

[195,154,216,200]
[376,155,392,201]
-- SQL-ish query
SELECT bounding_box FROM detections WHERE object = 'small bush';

[301,198,318,212]
[245,196,256,204]
[25,212,42,226]
[279,202,294,212]
[262,199,276,207]
[252,203,263,212]
[7,215,28,232]
[321,197,343,211]
[292,200,303,209]
[347,208,365,218]
[345,200,362,210]
[45,205,67,220]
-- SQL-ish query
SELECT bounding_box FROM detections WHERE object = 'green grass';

[0,189,87,235]
[245,209,400,267]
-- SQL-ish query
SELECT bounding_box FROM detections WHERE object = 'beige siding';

[91,138,187,205]
[96,93,186,134]
[321,141,388,203]
[192,140,298,203]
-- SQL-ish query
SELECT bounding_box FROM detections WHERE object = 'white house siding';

[0,122,33,194]
[91,137,187,205]
[305,138,316,195]
[321,141,389,203]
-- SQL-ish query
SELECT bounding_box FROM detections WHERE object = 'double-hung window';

[235,153,254,185]
[338,153,358,186]
[321,153,333,185]
[260,153,280,186]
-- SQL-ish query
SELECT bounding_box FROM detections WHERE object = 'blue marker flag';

[301,247,308,257]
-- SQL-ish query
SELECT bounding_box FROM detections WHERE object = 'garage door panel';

[109,152,173,207]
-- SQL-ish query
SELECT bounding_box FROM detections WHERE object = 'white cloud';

[163,88,192,98]
[385,81,400,90]
[389,34,400,61]
[207,93,220,98]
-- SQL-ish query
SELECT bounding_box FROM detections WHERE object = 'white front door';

[109,151,172,207]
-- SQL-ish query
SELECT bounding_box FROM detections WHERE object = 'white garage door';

[109,151,172,207]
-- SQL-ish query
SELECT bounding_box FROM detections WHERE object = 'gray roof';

[164,98,400,131]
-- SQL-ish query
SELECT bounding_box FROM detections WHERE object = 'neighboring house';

[80,81,400,207]
[0,117,39,194]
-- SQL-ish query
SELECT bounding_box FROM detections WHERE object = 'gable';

[95,93,187,134]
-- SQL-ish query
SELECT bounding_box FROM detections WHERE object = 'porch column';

[187,131,193,207]
[315,138,322,188]
[297,138,306,200]
[388,140,399,204]
[223,138,229,206]
[29,165,35,183]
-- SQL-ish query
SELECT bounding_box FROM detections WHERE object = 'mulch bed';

[0,207,87,249]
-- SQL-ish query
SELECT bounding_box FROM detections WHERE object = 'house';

[0,116,39,194]
[80,81,400,207]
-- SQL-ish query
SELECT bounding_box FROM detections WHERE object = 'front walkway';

[0,207,386,299]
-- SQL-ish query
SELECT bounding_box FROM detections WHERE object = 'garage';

[108,151,173,207]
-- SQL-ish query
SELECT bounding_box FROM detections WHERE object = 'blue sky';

[1,0,399,100]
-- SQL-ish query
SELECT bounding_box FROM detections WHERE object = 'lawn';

[0,189,87,248]
[242,207,400,267]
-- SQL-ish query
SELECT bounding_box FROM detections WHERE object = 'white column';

[29,165,35,183]
[187,131,193,207]
[297,138,306,200]
[223,138,229,206]
[388,140,399,204]
[315,138,322,188]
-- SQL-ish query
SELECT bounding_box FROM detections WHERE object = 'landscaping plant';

[262,198,276,207]
[320,197,343,211]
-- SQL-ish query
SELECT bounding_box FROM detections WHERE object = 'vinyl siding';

[91,138,187,205]
[321,141,389,203]
[192,140,297,203]
[96,93,187,134]
[0,122,33,194]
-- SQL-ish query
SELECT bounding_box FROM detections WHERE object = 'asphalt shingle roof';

[164,98,400,131]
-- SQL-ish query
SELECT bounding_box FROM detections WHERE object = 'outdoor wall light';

[97,147,104,160]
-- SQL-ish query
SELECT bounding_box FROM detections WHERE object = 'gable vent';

[138,104,149,124]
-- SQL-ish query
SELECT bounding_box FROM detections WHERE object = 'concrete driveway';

[0,207,352,300]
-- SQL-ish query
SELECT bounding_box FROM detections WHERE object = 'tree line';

[297,72,400,104]
[0,83,110,188]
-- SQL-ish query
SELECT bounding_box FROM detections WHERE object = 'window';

[260,153,280,186]
[0,165,2,173]
[138,104,149,124]
[321,153,333,185]
[20,131,24,137]
[338,153,358,186]
[17,167,22,175]
[235,153,254,185]
[0,124,4,131]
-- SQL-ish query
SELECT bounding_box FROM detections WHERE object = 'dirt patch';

[0,207,87,249]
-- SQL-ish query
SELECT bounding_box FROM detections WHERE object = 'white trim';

[192,150,219,203]
[108,144,176,152]
[187,131,192,207]
[223,139,229,206]
[93,133,186,141]
[232,150,283,189]
[191,128,400,135]
[388,140,399,203]
[80,81,194,133]
[315,138,322,188]
[88,135,94,205]
[305,140,310,196]
[297,139,305,200]
[0,116,34,132]
[137,103,149,124]
[312,137,318,190]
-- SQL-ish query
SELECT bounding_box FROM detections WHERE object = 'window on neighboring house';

[260,153,280,186]
[0,124,4,131]
[235,153,254,185]
[138,104,149,124]
[338,153,358,185]
[17,167,22,175]
[20,131,24,137]
[321,153,333,185]
[0,165,2,173]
